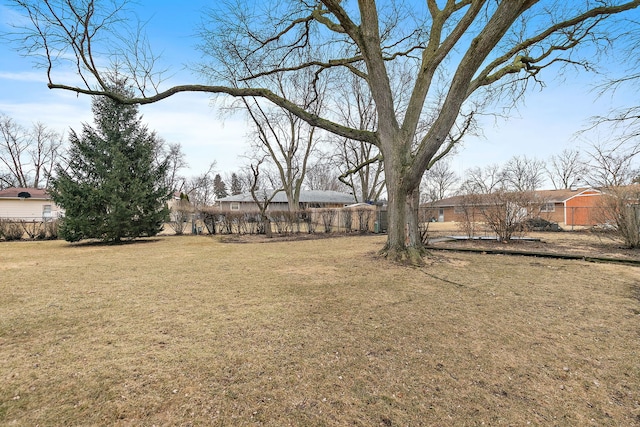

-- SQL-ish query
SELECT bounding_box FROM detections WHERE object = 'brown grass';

[1,235,639,426]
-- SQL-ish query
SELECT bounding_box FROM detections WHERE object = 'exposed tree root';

[378,244,428,266]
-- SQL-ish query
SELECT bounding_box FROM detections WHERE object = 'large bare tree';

[331,73,386,203]
[237,71,323,211]
[9,0,640,262]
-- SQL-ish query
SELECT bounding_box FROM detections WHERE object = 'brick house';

[427,188,603,227]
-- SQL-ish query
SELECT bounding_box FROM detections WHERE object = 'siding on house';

[217,190,356,211]
[0,188,63,221]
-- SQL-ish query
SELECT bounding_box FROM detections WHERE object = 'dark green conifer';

[213,174,228,200]
[50,79,170,242]
[230,173,243,195]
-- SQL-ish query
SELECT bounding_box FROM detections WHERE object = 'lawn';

[1,235,639,426]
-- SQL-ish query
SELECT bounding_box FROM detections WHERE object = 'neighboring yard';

[1,234,639,425]
[425,222,640,262]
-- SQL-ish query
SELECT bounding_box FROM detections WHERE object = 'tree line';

[422,139,640,204]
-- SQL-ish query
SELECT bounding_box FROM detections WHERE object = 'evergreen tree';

[50,80,170,242]
[213,174,228,199]
[230,173,243,195]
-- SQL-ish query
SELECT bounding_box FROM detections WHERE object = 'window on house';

[540,202,555,212]
[454,206,465,214]
[230,202,240,211]
[42,205,52,218]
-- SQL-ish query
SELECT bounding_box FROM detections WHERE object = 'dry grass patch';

[1,235,639,425]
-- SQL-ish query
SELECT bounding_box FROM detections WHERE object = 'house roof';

[429,188,597,207]
[533,188,599,203]
[0,187,51,200]
[218,190,356,204]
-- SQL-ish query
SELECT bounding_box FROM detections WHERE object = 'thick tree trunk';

[381,188,425,264]
[379,144,426,265]
[264,215,272,238]
[406,188,422,248]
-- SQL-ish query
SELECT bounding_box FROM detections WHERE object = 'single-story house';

[217,190,356,211]
[426,188,603,227]
[0,187,63,221]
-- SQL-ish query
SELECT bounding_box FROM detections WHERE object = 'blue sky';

[0,0,248,177]
[0,1,637,182]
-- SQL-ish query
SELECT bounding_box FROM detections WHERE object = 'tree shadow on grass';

[67,237,163,247]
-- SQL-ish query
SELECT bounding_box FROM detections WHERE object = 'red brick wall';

[564,192,601,226]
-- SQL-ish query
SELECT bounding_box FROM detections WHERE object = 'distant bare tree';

[0,115,30,188]
[305,160,345,192]
[503,155,546,191]
[0,114,63,189]
[337,139,385,202]
[460,164,506,194]
[157,141,188,193]
[456,192,482,239]
[547,148,589,189]
[231,69,323,211]
[333,74,386,203]
[186,162,217,208]
[585,139,640,187]
[459,161,543,241]
[421,160,458,203]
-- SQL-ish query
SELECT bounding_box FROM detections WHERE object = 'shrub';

[45,219,60,240]
[343,209,353,232]
[200,207,218,235]
[271,210,295,234]
[479,190,541,242]
[20,220,45,240]
[456,193,481,238]
[594,186,640,248]
[305,212,315,234]
[418,207,433,245]
[167,197,193,235]
[355,208,372,232]
[239,212,262,234]
[0,220,24,241]
[217,211,245,234]
[320,209,336,233]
